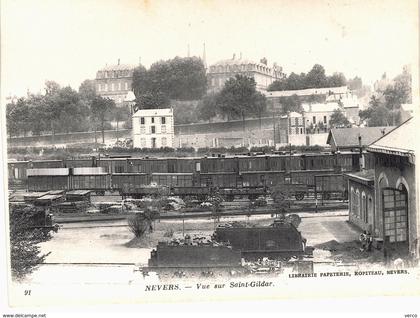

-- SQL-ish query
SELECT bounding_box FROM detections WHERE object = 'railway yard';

[30,212,361,285]
[7,151,390,285]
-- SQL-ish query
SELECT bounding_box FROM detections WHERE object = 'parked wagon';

[27,168,70,191]
[314,174,347,201]
[112,173,149,196]
[71,167,110,195]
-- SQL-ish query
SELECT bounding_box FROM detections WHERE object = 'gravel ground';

[39,214,357,265]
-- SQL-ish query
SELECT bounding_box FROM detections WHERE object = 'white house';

[132,108,174,148]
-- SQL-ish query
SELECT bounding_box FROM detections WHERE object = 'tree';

[279,94,302,114]
[327,72,346,87]
[216,75,264,129]
[286,72,306,90]
[196,93,218,122]
[252,92,267,128]
[360,67,411,127]
[78,79,97,103]
[207,189,224,228]
[131,57,207,102]
[270,185,290,218]
[268,65,345,92]
[305,64,327,88]
[166,56,207,100]
[91,96,115,143]
[134,91,170,111]
[9,204,54,281]
[329,109,350,128]
[6,99,30,137]
[131,65,148,98]
[347,76,363,91]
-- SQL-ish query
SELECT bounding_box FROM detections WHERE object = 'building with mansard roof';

[207,54,282,92]
[95,60,136,106]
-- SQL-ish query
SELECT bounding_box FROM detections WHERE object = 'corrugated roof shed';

[327,126,396,148]
[367,117,416,157]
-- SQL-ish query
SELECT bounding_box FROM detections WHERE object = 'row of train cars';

[8,150,373,201]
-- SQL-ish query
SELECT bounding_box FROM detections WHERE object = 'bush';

[127,213,150,238]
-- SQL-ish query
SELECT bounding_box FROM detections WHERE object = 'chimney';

[118,58,120,65]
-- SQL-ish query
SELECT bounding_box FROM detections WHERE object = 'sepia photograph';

[0,0,419,315]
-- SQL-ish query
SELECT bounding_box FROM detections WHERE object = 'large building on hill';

[95,60,136,106]
[132,108,174,148]
[207,55,282,92]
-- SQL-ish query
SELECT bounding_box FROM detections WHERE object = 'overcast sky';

[1,0,418,100]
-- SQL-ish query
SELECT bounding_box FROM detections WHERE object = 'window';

[118,82,121,90]
[104,83,108,91]
[151,126,156,134]
[295,117,299,126]
[125,82,128,90]
[140,117,145,125]
[111,83,115,91]
[323,116,327,124]
[151,117,154,123]
[313,116,316,124]
[161,125,166,133]
[161,117,166,124]
[97,84,101,92]
[140,126,146,134]
[161,137,167,147]
[140,138,146,147]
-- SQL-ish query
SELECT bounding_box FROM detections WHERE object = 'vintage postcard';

[1,0,419,315]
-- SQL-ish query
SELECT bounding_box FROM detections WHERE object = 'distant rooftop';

[264,86,349,98]
[303,102,340,113]
[98,64,136,72]
[133,108,173,117]
[327,126,396,149]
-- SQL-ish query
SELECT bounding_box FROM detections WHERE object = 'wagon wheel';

[295,192,305,201]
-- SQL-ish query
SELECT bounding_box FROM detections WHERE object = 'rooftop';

[327,126,396,149]
[303,102,340,113]
[367,116,416,157]
[211,57,270,68]
[264,86,349,98]
[133,108,173,117]
[97,64,136,72]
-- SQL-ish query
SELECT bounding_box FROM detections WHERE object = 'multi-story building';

[264,86,350,113]
[95,60,136,106]
[207,54,282,92]
[132,108,174,148]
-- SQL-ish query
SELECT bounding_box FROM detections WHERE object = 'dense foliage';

[267,64,346,91]
[131,56,207,110]
[329,109,351,128]
[197,75,267,126]
[359,67,411,126]
[6,81,119,138]
[9,204,54,280]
